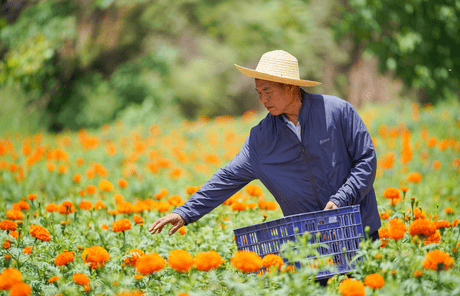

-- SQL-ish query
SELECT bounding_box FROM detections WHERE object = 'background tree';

[333,0,460,104]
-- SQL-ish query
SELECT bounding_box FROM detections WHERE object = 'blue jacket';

[174,90,381,234]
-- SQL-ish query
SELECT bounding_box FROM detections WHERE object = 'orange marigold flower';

[383,188,400,200]
[6,210,23,220]
[168,249,194,272]
[94,200,107,210]
[79,200,93,210]
[231,201,247,211]
[112,219,132,232]
[452,219,459,227]
[379,212,390,220]
[400,187,409,193]
[424,230,441,245]
[193,250,223,271]
[29,224,51,242]
[178,226,186,235]
[364,273,385,289]
[133,275,144,280]
[101,224,109,231]
[422,250,454,270]
[0,267,22,290]
[117,178,128,188]
[265,201,277,210]
[86,185,97,195]
[386,218,407,240]
[157,201,171,213]
[55,250,75,266]
[167,195,183,207]
[185,186,199,195]
[434,220,451,229]
[123,249,145,267]
[99,180,114,192]
[48,276,59,283]
[117,201,134,214]
[444,207,454,214]
[73,273,90,285]
[58,201,76,215]
[9,282,32,296]
[231,251,262,273]
[262,254,284,271]
[378,227,389,247]
[413,269,423,277]
[154,188,168,200]
[135,253,165,275]
[23,246,32,254]
[408,219,436,237]
[17,200,29,210]
[245,184,263,197]
[133,215,144,225]
[27,194,37,200]
[73,173,82,183]
[46,203,59,212]
[407,172,422,183]
[0,220,17,232]
[9,231,19,239]
[339,278,365,296]
[82,246,110,269]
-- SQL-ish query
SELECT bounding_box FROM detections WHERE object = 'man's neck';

[284,91,303,125]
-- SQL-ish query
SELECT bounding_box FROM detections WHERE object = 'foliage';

[333,0,460,103]
[0,0,348,131]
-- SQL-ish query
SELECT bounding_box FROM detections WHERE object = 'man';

[149,50,380,242]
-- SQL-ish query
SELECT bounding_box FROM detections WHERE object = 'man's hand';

[324,201,338,210]
[149,213,185,236]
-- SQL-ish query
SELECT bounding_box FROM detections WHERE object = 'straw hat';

[234,50,321,87]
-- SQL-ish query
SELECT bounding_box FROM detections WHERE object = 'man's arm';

[328,102,377,208]
[149,135,258,235]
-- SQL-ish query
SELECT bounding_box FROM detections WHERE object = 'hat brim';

[234,64,321,87]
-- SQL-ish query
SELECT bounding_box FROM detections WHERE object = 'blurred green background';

[0,0,458,133]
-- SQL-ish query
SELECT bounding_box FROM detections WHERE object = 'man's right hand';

[148,213,185,236]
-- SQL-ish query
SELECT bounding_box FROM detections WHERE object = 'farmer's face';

[255,79,295,116]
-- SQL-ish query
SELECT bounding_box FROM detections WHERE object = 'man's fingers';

[149,218,168,235]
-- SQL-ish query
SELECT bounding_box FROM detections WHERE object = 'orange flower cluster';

[123,249,145,267]
[6,210,23,220]
[262,254,284,271]
[167,195,183,207]
[385,218,407,240]
[383,188,400,200]
[168,249,194,272]
[422,250,454,270]
[135,253,165,275]
[29,224,51,242]
[79,200,93,210]
[112,219,132,232]
[408,219,436,238]
[133,215,144,225]
[99,180,114,192]
[55,250,75,266]
[339,278,365,296]
[407,172,422,183]
[82,246,110,269]
[46,203,59,212]
[58,201,76,215]
[193,251,223,271]
[231,251,262,273]
[0,267,22,290]
[245,184,263,197]
[0,220,17,232]
[364,273,385,289]
[73,273,90,289]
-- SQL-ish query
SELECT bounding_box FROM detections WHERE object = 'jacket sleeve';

[329,102,377,207]
[173,134,258,224]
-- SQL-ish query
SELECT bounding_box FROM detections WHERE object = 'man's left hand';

[324,201,338,210]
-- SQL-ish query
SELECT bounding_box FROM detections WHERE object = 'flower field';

[0,99,459,296]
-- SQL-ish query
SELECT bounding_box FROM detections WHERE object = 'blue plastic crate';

[233,205,364,280]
